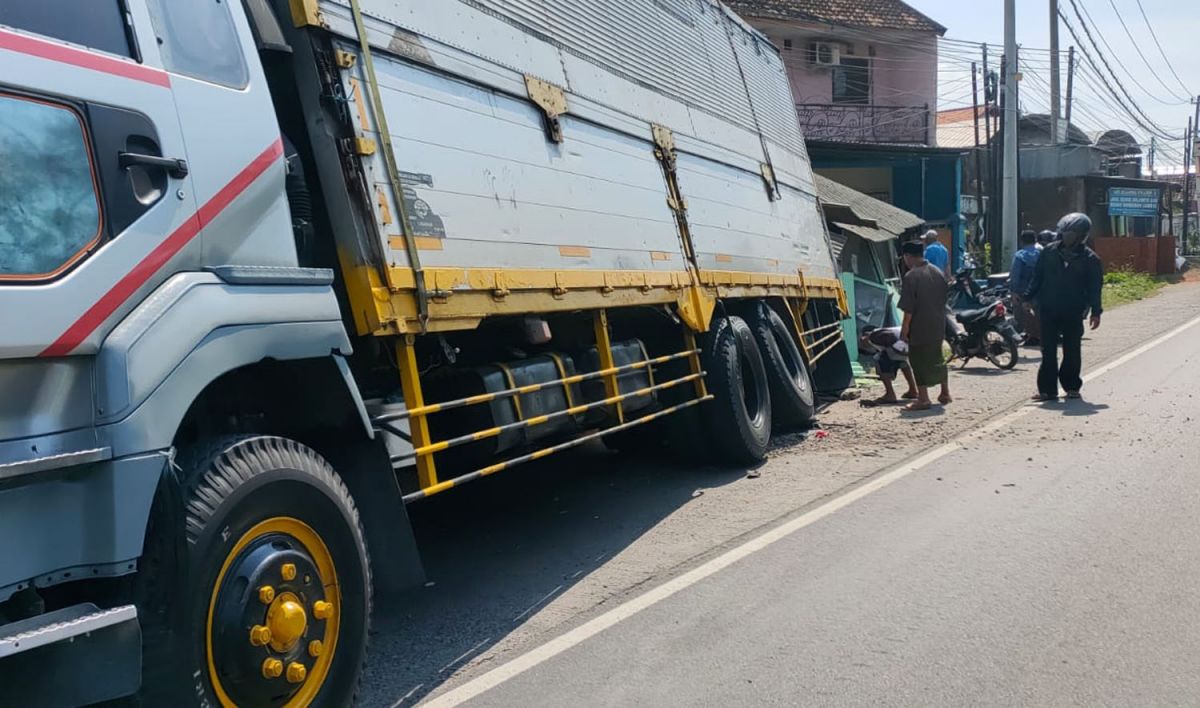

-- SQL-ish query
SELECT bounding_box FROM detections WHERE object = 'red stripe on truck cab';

[0,27,171,88]
[40,139,285,358]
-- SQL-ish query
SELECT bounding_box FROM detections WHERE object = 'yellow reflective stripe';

[495,363,523,420]
[547,352,576,408]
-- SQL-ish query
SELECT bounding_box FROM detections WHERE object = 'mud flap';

[323,439,426,610]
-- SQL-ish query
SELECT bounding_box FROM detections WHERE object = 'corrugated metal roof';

[815,173,924,239]
[725,0,946,34]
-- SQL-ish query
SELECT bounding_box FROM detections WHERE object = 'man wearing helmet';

[1025,213,1104,401]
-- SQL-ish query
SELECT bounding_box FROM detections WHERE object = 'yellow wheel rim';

[206,517,341,707]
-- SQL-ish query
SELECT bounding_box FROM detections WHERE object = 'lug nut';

[308,639,323,657]
[281,563,297,581]
[262,658,284,679]
[258,585,276,604]
[312,600,333,620]
[287,662,308,684]
[249,625,272,647]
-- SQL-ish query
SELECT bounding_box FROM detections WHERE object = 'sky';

[906,0,1198,166]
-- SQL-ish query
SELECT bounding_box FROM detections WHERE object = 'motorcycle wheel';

[984,328,1019,370]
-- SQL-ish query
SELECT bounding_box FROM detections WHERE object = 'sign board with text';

[1108,187,1159,217]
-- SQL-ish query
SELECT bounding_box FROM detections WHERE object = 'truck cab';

[0,2,395,704]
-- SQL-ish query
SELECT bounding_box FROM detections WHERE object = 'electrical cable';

[1134,0,1193,97]
[1103,0,1192,103]
[1059,1,1183,140]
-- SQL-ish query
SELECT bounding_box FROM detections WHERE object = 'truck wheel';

[136,436,371,707]
[749,303,816,428]
[701,315,772,466]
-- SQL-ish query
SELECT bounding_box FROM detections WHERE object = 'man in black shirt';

[1025,213,1104,401]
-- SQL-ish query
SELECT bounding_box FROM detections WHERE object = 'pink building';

[728,0,945,145]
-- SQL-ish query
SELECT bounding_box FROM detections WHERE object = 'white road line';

[421,313,1200,708]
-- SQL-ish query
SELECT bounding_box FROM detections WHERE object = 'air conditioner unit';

[809,42,841,67]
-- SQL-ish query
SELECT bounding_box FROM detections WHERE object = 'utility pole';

[1149,136,1155,178]
[1002,0,1019,267]
[1185,114,1194,253]
[1065,47,1075,129]
[1049,0,1061,143]
[972,62,985,253]
[982,44,993,254]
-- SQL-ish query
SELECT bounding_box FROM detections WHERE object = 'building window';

[0,94,102,280]
[145,0,248,88]
[0,0,135,58]
[833,58,870,105]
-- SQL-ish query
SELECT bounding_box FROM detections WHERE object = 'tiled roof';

[815,174,924,240]
[726,0,946,34]
[937,106,984,125]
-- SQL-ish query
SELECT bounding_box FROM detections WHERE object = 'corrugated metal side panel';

[678,153,833,280]
[323,0,787,168]
[336,41,685,273]
[317,0,835,278]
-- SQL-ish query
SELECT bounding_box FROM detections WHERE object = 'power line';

[1072,0,1190,107]
[1134,0,1193,97]
[1059,0,1183,141]
[1101,0,1192,103]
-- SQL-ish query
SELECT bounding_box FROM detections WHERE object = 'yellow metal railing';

[399,395,711,503]
[382,309,710,503]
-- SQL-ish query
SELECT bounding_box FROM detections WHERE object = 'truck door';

[0,2,197,358]
[140,0,293,269]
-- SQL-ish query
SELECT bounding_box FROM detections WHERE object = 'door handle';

[118,151,189,179]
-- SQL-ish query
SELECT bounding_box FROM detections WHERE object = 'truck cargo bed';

[299,0,838,334]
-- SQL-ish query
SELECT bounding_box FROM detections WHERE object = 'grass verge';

[1102,270,1166,310]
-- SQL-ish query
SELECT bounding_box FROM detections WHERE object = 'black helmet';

[1056,212,1092,236]
[1038,229,1056,243]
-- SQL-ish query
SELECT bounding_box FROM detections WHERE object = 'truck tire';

[701,315,772,466]
[135,436,371,708]
[749,303,816,428]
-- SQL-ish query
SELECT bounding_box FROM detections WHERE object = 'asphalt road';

[422,313,1200,707]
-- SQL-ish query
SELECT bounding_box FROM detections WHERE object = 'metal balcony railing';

[796,103,931,145]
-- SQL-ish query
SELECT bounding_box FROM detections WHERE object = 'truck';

[0,0,851,704]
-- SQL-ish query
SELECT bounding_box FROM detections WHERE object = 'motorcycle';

[945,299,1021,370]
[940,256,1021,369]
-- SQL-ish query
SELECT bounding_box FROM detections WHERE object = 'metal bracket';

[353,136,377,155]
[288,0,322,27]
[651,123,675,152]
[760,162,780,201]
[525,75,568,143]
[334,49,357,69]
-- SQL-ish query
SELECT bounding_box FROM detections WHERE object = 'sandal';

[861,397,902,408]
[902,402,932,412]
[1065,391,1082,400]
[1031,393,1058,402]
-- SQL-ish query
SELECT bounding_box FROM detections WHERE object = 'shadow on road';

[1059,400,1111,417]
[361,443,748,706]
[899,406,947,419]
[955,366,1032,376]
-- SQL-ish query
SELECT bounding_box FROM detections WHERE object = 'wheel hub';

[266,592,308,653]
[209,530,336,707]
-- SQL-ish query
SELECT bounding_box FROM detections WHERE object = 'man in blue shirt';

[922,230,950,280]
[1009,230,1042,345]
